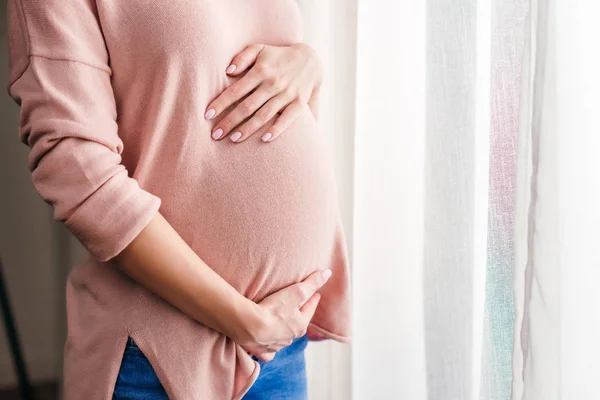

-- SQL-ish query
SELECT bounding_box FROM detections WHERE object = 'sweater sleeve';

[6,0,161,262]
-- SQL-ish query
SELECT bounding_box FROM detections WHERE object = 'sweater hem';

[308,322,352,343]
[232,360,261,400]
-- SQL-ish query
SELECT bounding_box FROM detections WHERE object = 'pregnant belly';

[156,108,340,301]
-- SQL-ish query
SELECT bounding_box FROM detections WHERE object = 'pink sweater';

[6,0,351,399]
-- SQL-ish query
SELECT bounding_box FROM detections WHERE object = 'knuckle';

[283,87,296,98]
[228,113,244,126]
[238,102,253,115]
[256,107,273,121]
[293,326,303,337]
[294,283,305,295]
[239,123,255,136]
[249,118,264,131]
[255,63,272,77]
[265,78,282,91]
[228,85,243,98]
[299,285,311,299]
[219,119,235,132]
[233,54,245,65]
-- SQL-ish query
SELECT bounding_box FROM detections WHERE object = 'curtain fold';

[512,1,600,399]
[484,0,529,399]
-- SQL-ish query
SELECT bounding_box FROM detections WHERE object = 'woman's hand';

[113,213,331,364]
[235,269,332,362]
[204,43,322,143]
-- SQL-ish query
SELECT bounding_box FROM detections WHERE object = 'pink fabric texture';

[7,0,351,399]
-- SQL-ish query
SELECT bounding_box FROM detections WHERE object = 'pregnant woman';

[7,0,351,399]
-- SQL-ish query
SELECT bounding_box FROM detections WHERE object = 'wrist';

[292,43,323,79]
[229,296,265,345]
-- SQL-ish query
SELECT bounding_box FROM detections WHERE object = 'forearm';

[113,212,261,342]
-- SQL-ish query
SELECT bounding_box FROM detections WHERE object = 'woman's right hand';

[237,269,332,362]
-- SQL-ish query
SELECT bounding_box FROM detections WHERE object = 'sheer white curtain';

[300,0,526,399]
[352,0,523,398]
[302,0,599,399]
[512,1,600,399]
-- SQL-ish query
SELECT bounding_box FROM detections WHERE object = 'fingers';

[226,44,265,76]
[299,293,322,326]
[307,86,320,119]
[264,337,293,354]
[231,93,289,142]
[260,100,304,143]
[211,87,276,141]
[287,269,332,306]
[255,352,276,362]
[204,70,262,124]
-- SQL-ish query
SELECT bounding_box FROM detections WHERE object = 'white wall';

[0,2,63,388]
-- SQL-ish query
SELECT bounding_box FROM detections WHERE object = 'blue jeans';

[112,335,309,400]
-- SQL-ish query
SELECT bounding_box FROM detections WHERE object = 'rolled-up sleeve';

[7,0,161,261]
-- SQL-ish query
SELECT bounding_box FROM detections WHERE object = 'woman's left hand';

[204,43,322,143]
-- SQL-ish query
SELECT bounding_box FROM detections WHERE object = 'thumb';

[307,85,321,119]
[299,293,321,324]
[226,44,265,75]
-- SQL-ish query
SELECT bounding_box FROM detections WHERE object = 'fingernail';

[226,64,237,74]
[204,108,216,120]
[212,128,224,140]
[321,269,332,280]
[230,131,242,142]
[261,132,272,142]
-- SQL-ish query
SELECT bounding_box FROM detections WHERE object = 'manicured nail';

[230,131,242,142]
[204,108,216,120]
[212,128,224,140]
[226,64,237,74]
[321,269,332,280]
[261,132,272,142]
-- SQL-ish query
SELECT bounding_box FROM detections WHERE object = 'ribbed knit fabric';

[6,1,351,399]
